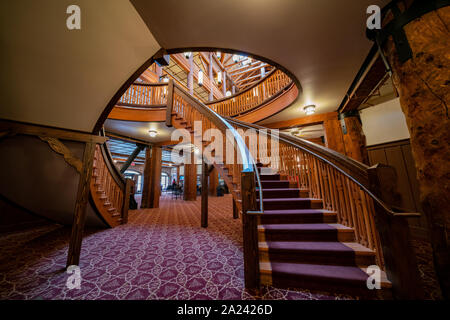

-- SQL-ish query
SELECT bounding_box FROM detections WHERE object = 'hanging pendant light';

[232,54,239,63]
[216,51,221,59]
[217,71,222,84]
[198,69,203,86]
[184,52,192,59]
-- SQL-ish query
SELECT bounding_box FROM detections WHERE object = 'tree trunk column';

[339,113,369,164]
[382,6,450,298]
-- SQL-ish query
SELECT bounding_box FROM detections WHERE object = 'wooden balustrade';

[226,118,417,271]
[114,70,293,119]
[206,69,292,117]
[117,83,168,108]
[90,144,130,227]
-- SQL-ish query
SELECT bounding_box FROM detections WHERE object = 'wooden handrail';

[225,117,421,274]
[118,83,168,107]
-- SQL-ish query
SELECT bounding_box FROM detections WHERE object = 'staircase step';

[258,198,323,210]
[258,223,354,242]
[257,188,305,199]
[260,180,290,189]
[259,174,281,181]
[260,209,336,224]
[259,241,375,266]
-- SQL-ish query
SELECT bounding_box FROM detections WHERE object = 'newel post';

[367,163,424,299]
[240,170,260,292]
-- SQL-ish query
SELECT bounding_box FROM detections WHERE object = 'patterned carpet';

[0,194,360,300]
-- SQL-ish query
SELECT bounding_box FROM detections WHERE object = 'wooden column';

[141,147,151,208]
[232,198,239,219]
[241,171,260,291]
[368,164,424,299]
[183,152,197,201]
[339,113,369,164]
[208,53,214,102]
[66,141,96,267]
[121,178,133,224]
[323,118,346,154]
[141,146,162,208]
[382,5,450,298]
[208,167,219,196]
[201,160,208,228]
[176,165,180,184]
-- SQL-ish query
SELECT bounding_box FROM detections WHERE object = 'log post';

[241,170,260,291]
[201,160,208,228]
[339,112,369,164]
[208,166,219,196]
[183,152,197,201]
[66,141,96,267]
[368,163,424,299]
[381,4,450,298]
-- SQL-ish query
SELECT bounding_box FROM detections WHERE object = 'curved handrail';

[206,69,293,117]
[226,117,417,218]
[170,83,264,213]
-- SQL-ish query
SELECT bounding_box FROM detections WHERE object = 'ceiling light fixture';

[148,130,158,138]
[303,105,316,115]
[225,91,232,97]
[232,54,239,63]
[216,52,221,59]
[184,52,192,59]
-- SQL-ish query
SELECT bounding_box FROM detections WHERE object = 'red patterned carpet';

[0,194,361,300]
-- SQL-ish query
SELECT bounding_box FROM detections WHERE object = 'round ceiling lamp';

[303,105,316,115]
[148,130,158,138]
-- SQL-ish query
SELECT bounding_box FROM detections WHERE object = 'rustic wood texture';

[141,146,162,208]
[39,136,82,173]
[66,142,96,267]
[208,167,219,196]
[383,6,450,298]
[183,155,197,201]
[342,116,369,164]
[324,118,346,155]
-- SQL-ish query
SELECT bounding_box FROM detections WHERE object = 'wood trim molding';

[39,137,83,174]
[107,106,166,122]
[262,112,338,129]
[0,119,107,144]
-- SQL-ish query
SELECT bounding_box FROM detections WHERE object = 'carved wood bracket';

[39,136,83,174]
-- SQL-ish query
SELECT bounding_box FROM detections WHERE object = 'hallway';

[0,195,360,300]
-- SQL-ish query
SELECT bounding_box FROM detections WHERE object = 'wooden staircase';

[255,168,391,296]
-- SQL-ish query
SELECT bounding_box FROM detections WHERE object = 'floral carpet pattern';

[0,195,360,300]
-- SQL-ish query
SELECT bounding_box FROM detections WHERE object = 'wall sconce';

[303,105,316,115]
[148,130,158,138]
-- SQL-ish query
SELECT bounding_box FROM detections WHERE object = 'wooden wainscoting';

[367,139,427,238]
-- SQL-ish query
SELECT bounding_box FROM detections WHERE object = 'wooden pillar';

[208,53,214,102]
[183,152,197,201]
[188,54,194,96]
[201,160,208,228]
[232,198,239,219]
[323,118,346,155]
[66,142,96,267]
[141,146,162,208]
[241,171,260,291]
[368,164,424,299]
[382,5,450,298]
[176,165,180,184]
[208,166,219,196]
[121,178,133,224]
[156,64,162,82]
[339,113,369,164]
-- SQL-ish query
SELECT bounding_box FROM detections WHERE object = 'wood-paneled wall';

[367,139,427,238]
